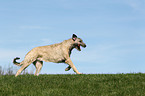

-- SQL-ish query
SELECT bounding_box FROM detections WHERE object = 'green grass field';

[0,74,145,96]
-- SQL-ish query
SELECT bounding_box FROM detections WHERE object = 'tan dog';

[13,34,86,77]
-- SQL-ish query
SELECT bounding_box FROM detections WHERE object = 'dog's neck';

[69,44,75,56]
[63,39,76,56]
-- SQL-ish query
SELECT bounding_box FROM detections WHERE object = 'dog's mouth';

[76,44,81,51]
[75,43,86,51]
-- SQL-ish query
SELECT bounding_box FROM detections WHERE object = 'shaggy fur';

[13,34,86,77]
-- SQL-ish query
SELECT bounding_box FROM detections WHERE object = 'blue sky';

[0,0,145,74]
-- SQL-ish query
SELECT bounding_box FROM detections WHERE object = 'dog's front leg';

[65,58,81,74]
[65,65,71,71]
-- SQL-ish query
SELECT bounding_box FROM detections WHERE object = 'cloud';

[125,0,145,13]
[19,26,49,30]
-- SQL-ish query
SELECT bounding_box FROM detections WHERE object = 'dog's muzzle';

[82,43,86,48]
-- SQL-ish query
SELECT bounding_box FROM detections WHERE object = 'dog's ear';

[72,34,77,41]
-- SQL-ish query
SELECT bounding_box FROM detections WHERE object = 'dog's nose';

[84,44,86,48]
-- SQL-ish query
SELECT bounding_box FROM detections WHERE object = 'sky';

[0,0,145,74]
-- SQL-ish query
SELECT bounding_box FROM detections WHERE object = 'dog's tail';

[13,57,23,66]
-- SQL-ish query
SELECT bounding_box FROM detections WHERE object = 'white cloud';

[125,0,145,13]
[19,26,49,30]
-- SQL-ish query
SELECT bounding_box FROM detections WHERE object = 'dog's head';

[72,34,86,51]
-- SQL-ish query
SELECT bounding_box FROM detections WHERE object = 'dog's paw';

[77,72,83,74]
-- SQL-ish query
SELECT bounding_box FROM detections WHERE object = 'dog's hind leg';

[15,57,36,77]
[33,60,43,76]
[15,62,31,77]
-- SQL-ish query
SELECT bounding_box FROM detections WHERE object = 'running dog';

[13,34,86,77]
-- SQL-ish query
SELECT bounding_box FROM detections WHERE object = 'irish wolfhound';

[13,34,86,77]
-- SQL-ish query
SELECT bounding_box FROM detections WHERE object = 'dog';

[13,34,86,77]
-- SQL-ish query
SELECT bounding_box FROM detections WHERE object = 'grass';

[0,74,145,96]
